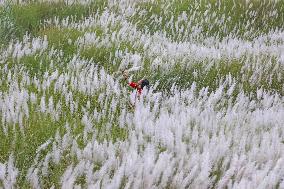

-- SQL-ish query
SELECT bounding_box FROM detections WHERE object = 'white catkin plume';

[40,96,46,113]
[0,155,19,189]
[36,139,52,154]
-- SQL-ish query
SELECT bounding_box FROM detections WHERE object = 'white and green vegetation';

[0,0,284,188]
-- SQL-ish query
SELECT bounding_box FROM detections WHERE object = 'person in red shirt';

[122,70,150,109]
[123,70,150,96]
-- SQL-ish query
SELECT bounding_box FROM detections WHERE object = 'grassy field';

[0,0,284,188]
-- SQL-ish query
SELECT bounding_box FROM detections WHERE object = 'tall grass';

[129,0,284,41]
[0,0,283,188]
[0,1,107,47]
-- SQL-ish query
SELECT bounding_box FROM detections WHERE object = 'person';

[122,70,150,103]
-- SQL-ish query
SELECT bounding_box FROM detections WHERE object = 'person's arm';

[122,70,138,89]
[122,70,129,80]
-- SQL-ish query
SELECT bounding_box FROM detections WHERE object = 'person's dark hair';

[141,79,150,89]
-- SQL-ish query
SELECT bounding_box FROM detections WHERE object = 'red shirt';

[129,82,142,95]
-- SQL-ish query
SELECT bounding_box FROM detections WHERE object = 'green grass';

[130,0,284,41]
[0,113,63,187]
[0,54,129,186]
[0,4,16,46]
[11,1,106,37]
[147,60,240,94]
[0,88,128,187]
[0,0,284,187]
[0,1,107,47]
[144,57,284,97]
[80,39,143,73]
[39,27,84,57]
[6,0,282,98]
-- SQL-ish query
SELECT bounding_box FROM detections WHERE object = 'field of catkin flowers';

[0,0,284,188]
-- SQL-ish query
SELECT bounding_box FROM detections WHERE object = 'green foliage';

[0,4,17,46]
[81,46,112,68]
[148,58,284,97]
[0,112,63,187]
[0,0,283,187]
[131,0,284,41]
[1,1,107,44]
[146,60,240,94]
[80,41,143,73]
[39,27,83,57]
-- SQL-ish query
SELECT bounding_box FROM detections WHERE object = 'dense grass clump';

[0,1,107,47]
[130,0,284,41]
[0,0,283,188]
